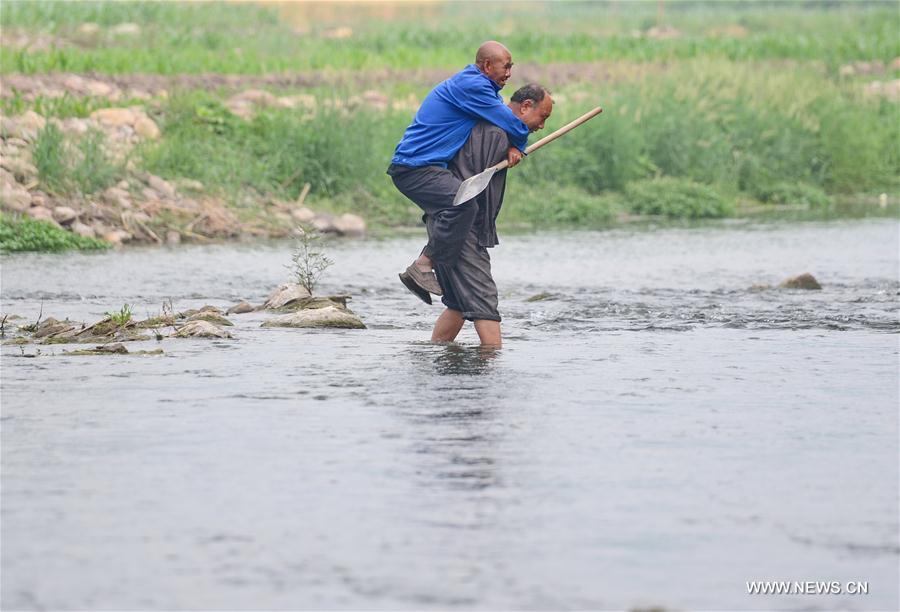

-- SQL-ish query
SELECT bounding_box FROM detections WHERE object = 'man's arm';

[450,79,530,153]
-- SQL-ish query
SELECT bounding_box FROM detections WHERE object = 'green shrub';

[754,182,832,207]
[72,129,119,194]
[0,214,110,252]
[32,124,121,195]
[33,123,68,193]
[623,177,734,218]
[501,182,622,228]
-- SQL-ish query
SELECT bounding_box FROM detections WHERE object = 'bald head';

[475,41,513,89]
[475,41,509,66]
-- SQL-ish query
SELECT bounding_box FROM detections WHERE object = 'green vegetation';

[129,58,896,228]
[288,225,334,295]
[2,1,897,232]
[33,124,122,196]
[105,303,133,326]
[2,1,898,74]
[623,177,732,219]
[0,214,111,252]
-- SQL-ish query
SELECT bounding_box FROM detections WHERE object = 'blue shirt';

[391,64,529,168]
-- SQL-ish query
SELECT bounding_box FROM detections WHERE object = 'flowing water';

[2,218,898,611]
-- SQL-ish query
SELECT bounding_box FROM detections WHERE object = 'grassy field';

[2,1,898,74]
[2,1,898,233]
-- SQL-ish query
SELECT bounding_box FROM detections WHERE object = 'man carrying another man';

[387,41,553,347]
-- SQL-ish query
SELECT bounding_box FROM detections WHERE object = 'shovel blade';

[453,167,498,206]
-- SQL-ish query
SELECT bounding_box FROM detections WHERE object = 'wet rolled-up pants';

[388,123,509,321]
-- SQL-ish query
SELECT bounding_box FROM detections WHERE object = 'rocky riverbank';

[1,107,367,246]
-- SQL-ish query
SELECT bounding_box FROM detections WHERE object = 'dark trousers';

[388,123,510,321]
[388,123,509,267]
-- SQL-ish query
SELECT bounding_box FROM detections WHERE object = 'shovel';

[453,106,603,206]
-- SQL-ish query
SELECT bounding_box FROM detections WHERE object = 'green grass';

[0,214,110,252]
[126,57,897,228]
[32,123,122,195]
[2,1,898,75]
[1,90,153,119]
[3,1,897,230]
[623,177,733,218]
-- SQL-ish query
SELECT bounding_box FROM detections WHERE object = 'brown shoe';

[399,271,432,304]
[403,263,443,296]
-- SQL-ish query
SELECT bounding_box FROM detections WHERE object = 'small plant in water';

[287,224,333,296]
[106,304,133,326]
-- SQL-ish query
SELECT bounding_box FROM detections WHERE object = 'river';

[2,217,898,610]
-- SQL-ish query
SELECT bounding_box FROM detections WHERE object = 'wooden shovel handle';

[489,106,603,172]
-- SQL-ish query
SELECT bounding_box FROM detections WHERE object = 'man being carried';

[389,83,553,346]
[388,41,528,300]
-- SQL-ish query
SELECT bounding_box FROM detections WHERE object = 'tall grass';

[132,60,897,228]
[2,1,897,75]
[33,124,122,196]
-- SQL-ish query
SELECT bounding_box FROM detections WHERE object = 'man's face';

[483,51,513,88]
[518,96,554,132]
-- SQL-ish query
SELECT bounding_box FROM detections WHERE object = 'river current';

[2,218,898,610]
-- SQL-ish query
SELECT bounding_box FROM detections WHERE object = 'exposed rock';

[102,229,132,245]
[52,206,78,225]
[5,137,29,149]
[261,305,365,329]
[311,213,335,233]
[146,175,176,198]
[525,292,559,302]
[707,24,748,38]
[61,76,115,98]
[34,320,77,339]
[779,273,822,290]
[0,167,16,186]
[58,116,91,136]
[177,179,204,192]
[19,111,47,133]
[80,343,129,354]
[322,26,353,39]
[332,213,366,237]
[90,107,136,127]
[278,94,316,111]
[845,60,886,76]
[77,22,101,36]
[179,305,222,317]
[166,230,181,245]
[1,157,38,182]
[270,296,350,312]
[134,116,160,139]
[71,222,96,238]
[111,23,141,36]
[263,283,312,309]
[65,343,163,356]
[173,320,233,339]
[226,301,254,314]
[359,90,389,110]
[1,184,32,212]
[234,89,279,106]
[863,79,900,102]
[26,207,56,223]
[187,311,234,326]
[291,206,316,223]
[646,25,681,39]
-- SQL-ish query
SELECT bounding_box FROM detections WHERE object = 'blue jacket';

[391,64,529,168]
